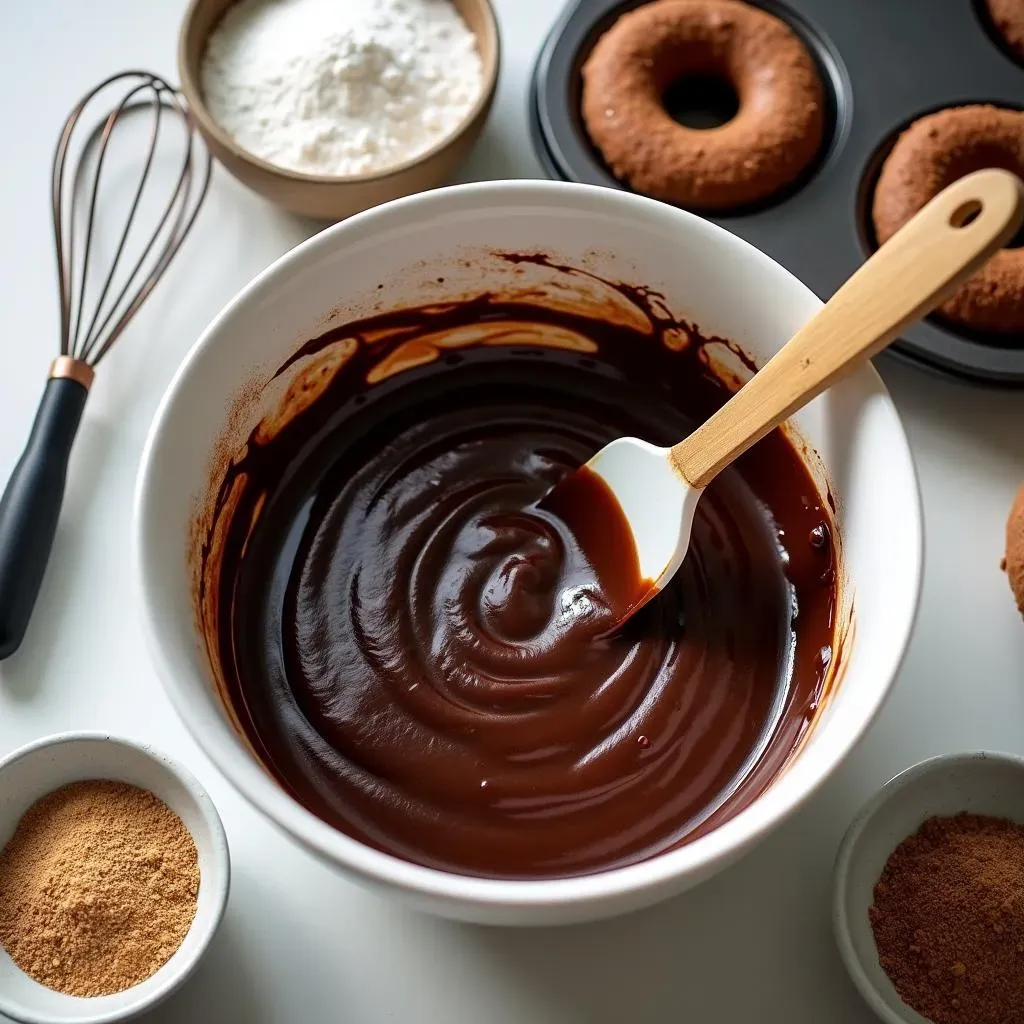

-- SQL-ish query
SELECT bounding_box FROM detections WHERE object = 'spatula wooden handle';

[671,168,1024,489]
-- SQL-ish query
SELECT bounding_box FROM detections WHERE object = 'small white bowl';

[832,751,1024,1024]
[0,733,230,1024]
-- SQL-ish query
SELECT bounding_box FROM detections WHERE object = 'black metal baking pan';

[530,0,1024,386]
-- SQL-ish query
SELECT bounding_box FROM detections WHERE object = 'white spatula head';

[540,437,701,623]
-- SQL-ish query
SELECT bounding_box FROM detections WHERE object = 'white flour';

[200,0,484,177]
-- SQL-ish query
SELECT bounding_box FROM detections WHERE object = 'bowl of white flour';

[178,0,499,220]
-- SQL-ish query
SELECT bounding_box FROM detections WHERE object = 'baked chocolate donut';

[872,105,1024,335]
[579,0,825,210]
[1005,481,1024,618]
[986,0,1024,62]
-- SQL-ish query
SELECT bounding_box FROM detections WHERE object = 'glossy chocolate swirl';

[203,275,837,880]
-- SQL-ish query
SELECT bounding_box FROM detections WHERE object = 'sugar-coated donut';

[1004,481,1024,618]
[872,105,1024,335]
[580,0,825,210]
[986,0,1024,62]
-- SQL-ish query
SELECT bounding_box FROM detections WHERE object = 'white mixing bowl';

[133,180,922,925]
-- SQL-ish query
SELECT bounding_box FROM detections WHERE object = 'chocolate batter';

[201,265,837,880]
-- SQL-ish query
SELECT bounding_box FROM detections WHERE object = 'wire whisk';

[56,69,211,370]
[0,69,212,659]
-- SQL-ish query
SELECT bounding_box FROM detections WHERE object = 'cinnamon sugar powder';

[0,780,199,997]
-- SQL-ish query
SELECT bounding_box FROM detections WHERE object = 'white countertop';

[3,1,1024,1021]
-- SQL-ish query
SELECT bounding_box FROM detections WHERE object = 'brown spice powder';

[869,812,1024,1024]
[0,779,200,997]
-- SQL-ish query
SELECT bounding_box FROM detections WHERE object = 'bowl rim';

[831,749,1024,1024]
[0,731,230,1024]
[176,0,502,186]
[133,177,924,913]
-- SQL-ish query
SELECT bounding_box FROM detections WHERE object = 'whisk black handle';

[0,373,90,660]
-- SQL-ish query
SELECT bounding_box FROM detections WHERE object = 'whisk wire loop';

[74,80,162,361]
[51,69,212,367]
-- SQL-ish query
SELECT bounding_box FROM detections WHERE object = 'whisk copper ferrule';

[48,357,95,391]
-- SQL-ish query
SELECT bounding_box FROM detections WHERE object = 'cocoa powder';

[0,779,199,997]
[869,812,1024,1024]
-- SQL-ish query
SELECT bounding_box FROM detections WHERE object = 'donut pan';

[530,0,1024,386]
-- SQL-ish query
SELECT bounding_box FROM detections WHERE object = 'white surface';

[0,0,1021,1018]
[0,734,229,1024]
[833,752,1024,1024]
[134,179,919,923]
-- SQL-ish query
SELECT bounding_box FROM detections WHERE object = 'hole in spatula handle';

[950,199,982,228]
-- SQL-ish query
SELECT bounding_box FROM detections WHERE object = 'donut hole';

[662,75,739,130]
[941,145,1024,191]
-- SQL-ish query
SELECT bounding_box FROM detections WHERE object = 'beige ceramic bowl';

[177,0,500,221]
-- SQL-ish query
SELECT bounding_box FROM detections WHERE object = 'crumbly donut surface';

[872,105,1024,335]
[1005,481,1024,618]
[580,0,824,210]
[986,0,1024,61]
